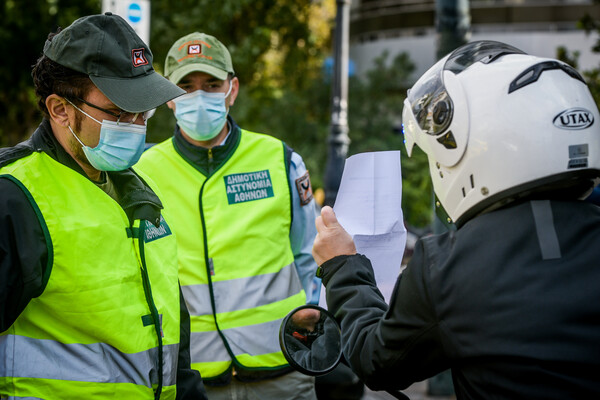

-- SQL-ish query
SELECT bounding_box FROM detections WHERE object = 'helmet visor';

[407,41,526,137]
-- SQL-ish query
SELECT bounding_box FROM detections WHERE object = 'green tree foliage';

[0,0,432,226]
[347,51,432,227]
[150,0,331,90]
[236,49,432,227]
[144,0,336,144]
[557,1,600,106]
[0,0,99,146]
[576,5,600,106]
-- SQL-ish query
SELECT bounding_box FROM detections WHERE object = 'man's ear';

[228,77,240,107]
[46,95,73,127]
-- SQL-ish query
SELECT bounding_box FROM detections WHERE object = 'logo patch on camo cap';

[188,44,201,55]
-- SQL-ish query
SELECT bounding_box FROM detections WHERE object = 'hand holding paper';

[313,206,357,266]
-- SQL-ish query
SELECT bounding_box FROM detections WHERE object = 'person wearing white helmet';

[311,40,600,398]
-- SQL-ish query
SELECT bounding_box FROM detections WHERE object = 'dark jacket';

[321,199,600,399]
[0,119,207,400]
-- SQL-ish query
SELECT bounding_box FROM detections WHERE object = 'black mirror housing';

[279,304,342,376]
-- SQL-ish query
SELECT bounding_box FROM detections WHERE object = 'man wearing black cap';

[0,13,206,399]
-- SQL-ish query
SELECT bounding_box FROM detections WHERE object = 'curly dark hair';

[31,28,93,117]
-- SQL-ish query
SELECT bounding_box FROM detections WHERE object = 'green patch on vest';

[224,170,274,204]
[143,216,172,243]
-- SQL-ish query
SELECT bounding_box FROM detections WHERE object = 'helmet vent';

[462,175,475,198]
[509,61,585,94]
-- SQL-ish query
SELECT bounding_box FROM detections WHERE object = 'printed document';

[319,151,406,305]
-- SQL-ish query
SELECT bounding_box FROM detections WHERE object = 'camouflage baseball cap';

[164,32,235,84]
[43,12,184,112]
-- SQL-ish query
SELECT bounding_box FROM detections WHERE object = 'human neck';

[51,122,102,181]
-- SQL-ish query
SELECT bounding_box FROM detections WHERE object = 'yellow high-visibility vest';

[0,152,180,399]
[136,129,305,380]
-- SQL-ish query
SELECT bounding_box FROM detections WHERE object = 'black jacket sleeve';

[175,284,207,400]
[0,178,48,332]
[321,250,449,391]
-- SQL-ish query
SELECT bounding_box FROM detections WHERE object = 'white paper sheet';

[319,151,407,305]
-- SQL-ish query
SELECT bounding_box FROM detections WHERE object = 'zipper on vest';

[134,222,164,399]
[207,148,214,175]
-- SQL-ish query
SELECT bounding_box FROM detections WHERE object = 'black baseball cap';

[43,12,184,112]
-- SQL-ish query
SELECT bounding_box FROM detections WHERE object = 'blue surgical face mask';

[67,101,147,171]
[173,81,233,142]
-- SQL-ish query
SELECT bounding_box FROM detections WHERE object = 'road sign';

[102,0,151,45]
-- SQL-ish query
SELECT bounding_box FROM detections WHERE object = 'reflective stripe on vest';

[0,335,178,386]
[0,153,180,399]
[3,397,40,400]
[181,262,302,315]
[136,130,306,379]
[189,317,285,363]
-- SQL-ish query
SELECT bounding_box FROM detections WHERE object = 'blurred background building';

[349,0,600,81]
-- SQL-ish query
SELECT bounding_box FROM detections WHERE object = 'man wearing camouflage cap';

[135,32,319,399]
[0,13,206,399]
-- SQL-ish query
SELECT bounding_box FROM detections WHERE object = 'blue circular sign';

[128,3,142,23]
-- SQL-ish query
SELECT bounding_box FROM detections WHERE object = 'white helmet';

[402,40,600,227]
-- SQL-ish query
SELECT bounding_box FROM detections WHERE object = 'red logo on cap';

[188,44,201,55]
[177,40,213,62]
[132,48,149,67]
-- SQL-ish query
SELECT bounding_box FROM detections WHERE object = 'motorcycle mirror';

[280,305,411,400]
[279,304,342,376]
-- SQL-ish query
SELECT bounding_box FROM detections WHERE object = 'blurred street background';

[3,0,600,228]
[2,2,600,398]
